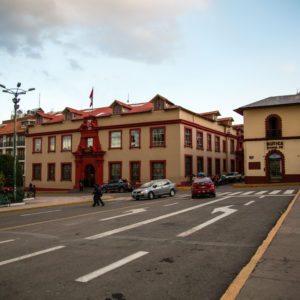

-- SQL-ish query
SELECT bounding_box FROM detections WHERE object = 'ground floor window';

[151,161,165,180]
[215,158,221,175]
[197,156,204,173]
[230,159,235,172]
[130,161,141,183]
[223,159,227,172]
[207,157,212,176]
[109,162,122,180]
[48,163,55,181]
[32,163,41,180]
[185,155,193,179]
[61,163,72,181]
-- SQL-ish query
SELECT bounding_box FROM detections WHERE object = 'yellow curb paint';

[220,190,300,300]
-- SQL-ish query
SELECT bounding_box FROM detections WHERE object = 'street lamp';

[1,82,35,202]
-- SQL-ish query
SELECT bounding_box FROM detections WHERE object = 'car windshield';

[194,177,211,183]
[140,181,155,188]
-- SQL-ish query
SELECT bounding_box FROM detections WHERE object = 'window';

[130,129,141,148]
[86,137,93,148]
[150,127,165,147]
[197,156,204,173]
[230,139,235,154]
[215,158,221,175]
[17,148,25,160]
[184,127,192,148]
[207,134,212,151]
[230,159,235,172]
[151,161,165,180]
[154,99,165,110]
[113,105,122,115]
[33,137,42,153]
[32,163,41,180]
[109,162,122,180]
[61,163,72,181]
[207,157,212,176]
[223,140,227,153]
[18,135,25,146]
[130,161,141,182]
[48,163,55,181]
[223,159,227,172]
[196,131,204,149]
[62,135,72,151]
[65,111,73,120]
[109,131,122,149]
[215,136,220,152]
[266,115,282,139]
[185,155,193,178]
[48,136,56,152]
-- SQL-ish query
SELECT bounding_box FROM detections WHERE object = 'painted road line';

[0,239,15,244]
[259,196,266,199]
[86,196,231,240]
[75,251,149,283]
[0,246,65,267]
[240,191,255,195]
[20,209,61,217]
[228,192,242,196]
[177,205,237,237]
[164,203,178,207]
[283,190,295,195]
[255,191,267,195]
[217,192,232,196]
[269,190,281,195]
[244,201,255,206]
[100,208,147,221]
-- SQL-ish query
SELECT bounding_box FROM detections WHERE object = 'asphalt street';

[0,186,297,300]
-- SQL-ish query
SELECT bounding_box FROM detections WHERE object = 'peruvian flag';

[89,88,94,107]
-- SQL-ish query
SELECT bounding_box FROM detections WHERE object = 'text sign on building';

[266,141,284,150]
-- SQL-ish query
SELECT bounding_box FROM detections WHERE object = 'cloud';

[68,58,83,70]
[0,0,210,63]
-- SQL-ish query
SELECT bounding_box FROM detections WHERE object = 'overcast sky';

[0,0,299,124]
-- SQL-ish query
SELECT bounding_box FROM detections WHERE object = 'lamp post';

[0,83,35,202]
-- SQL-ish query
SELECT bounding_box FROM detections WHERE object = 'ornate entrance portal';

[73,117,106,189]
[266,150,284,182]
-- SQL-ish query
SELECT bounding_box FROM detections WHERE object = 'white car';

[132,179,176,200]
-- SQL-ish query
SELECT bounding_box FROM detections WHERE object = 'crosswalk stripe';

[228,192,242,196]
[217,192,231,196]
[283,190,295,195]
[269,190,281,195]
[240,191,255,195]
[255,191,267,195]
[0,239,15,245]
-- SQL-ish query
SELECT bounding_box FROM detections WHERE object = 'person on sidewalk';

[92,184,104,207]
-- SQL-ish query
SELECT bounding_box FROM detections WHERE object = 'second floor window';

[215,136,220,152]
[130,129,140,148]
[207,134,212,151]
[230,139,235,154]
[184,128,192,147]
[266,115,282,139]
[196,131,204,149]
[33,137,42,153]
[62,135,72,151]
[151,127,165,147]
[48,136,56,152]
[110,131,122,148]
[86,137,93,148]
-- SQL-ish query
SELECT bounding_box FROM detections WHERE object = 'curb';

[233,182,300,188]
[220,189,300,300]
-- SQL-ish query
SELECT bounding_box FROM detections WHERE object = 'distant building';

[25,95,241,191]
[235,94,300,183]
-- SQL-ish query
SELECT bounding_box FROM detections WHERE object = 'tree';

[0,154,23,187]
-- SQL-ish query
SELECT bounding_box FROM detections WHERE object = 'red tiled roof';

[0,120,25,134]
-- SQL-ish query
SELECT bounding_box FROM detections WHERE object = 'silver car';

[132,179,176,200]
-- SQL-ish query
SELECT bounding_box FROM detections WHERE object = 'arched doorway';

[85,164,95,187]
[267,151,284,182]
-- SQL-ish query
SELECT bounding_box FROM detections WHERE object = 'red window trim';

[129,161,141,182]
[197,156,204,173]
[48,136,56,153]
[108,161,122,181]
[109,130,122,149]
[47,163,56,181]
[32,137,42,154]
[184,155,193,178]
[61,162,72,181]
[150,126,166,148]
[32,163,42,181]
[196,130,204,150]
[184,126,193,148]
[150,160,166,180]
[61,135,72,152]
[129,128,141,149]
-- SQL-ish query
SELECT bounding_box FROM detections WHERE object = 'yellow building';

[235,94,300,184]
[25,95,239,191]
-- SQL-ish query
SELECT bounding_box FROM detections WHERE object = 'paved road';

[0,186,297,300]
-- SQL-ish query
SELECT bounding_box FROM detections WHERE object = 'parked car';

[101,179,132,193]
[132,179,176,200]
[191,177,216,198]
[222,172,243,183]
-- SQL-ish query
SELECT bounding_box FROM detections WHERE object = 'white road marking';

[75,251,149,283]
[0,246,65,267]
[259,196,266,199]
[100,208,147,221]
[20,209,61,217]
[177,206,237,237]
[240,191,255,195]
[244,201,255,206]
[86,196,230,240]
[0,239,15,244]
[255,191,267,195]
[283,190,295,195]
[217,192,231,196]
[164,202,178,207]
[269,190,281,195]
[228,191,242,196]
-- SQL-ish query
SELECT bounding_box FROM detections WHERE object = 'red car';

[191,177,216,198]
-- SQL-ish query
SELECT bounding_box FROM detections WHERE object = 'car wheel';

[211,192,216,197]
[169,189,176,197]
[148,192,155,200]
[119,187,125,193]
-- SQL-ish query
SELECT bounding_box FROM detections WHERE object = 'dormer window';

[266,115,282,139]
[36,116,43,125]
[113,105,122,115]
[154,99,165,110]
[65,111,73,120]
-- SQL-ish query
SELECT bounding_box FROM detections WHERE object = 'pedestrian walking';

[92,184,104,207]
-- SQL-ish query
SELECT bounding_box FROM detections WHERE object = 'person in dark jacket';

[92,184,104,207]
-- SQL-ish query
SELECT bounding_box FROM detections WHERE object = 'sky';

[0,0,299,124]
